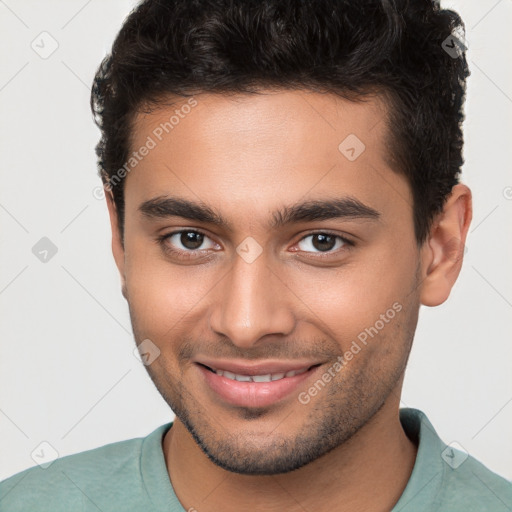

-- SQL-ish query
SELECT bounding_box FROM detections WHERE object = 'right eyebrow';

[139,195,229,227]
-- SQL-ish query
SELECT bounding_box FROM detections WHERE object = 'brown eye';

[297,233,349,254]
[180,231,204,250]
[159,230,218,258]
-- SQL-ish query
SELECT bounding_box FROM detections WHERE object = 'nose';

[208,249,296,349]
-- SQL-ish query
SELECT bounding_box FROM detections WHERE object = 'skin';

[106,90,472,511]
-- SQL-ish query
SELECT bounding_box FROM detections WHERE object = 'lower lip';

[198,364,318,408]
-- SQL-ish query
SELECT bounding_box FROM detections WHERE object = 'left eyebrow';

[270,197,380,229]
[138,195,380,230]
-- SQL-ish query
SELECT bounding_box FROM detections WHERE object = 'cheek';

[123,239,214,338]
[286,247,418,354]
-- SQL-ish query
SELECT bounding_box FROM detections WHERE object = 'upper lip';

[195,358,321,376]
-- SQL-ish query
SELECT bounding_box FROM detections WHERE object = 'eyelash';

[156,229,355,261]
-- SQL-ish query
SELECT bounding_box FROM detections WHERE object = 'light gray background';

[1,0,511,482]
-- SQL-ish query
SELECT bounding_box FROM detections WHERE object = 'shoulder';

[397,408,512,511]
[436,450,512,510]
[0,424,171,512]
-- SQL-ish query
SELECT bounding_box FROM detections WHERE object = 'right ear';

[105,188,127,299]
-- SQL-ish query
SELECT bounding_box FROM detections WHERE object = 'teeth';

[214,368,308,382]
[252,374,272,382]
[288,367,308,377]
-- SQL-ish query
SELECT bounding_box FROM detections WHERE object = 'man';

[1,0,511,510]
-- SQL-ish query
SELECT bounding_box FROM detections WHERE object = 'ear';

[419,183,472,307]
[105,189,127,300]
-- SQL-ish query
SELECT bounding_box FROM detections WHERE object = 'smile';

[196,361,322,408]
[205,365,310,382]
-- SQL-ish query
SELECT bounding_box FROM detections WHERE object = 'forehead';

[125,90,411,226]
[131,89,390,160]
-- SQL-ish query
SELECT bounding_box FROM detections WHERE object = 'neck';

[163,392,417,512]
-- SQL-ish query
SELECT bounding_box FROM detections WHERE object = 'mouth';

[199,363,315,382]
[195,361,323,408]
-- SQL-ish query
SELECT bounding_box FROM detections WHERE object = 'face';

[112,90,424,475]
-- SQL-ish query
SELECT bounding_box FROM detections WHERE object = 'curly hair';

[91,0,469,244]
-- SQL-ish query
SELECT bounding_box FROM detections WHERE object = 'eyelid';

[297,230,353,243]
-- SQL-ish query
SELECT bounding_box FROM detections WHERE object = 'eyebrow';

[138,195,380,230]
